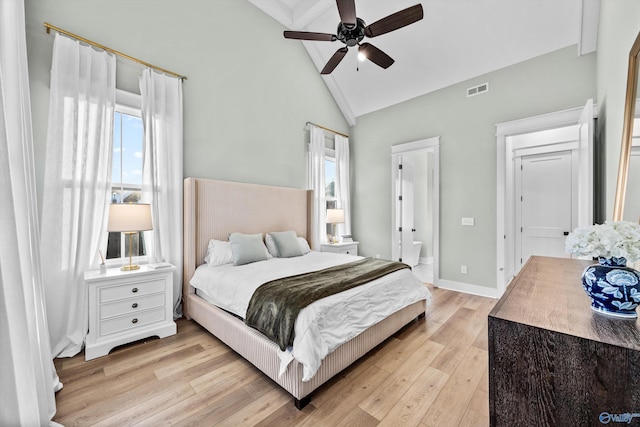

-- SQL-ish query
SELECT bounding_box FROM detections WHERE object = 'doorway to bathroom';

[391,137,440,285]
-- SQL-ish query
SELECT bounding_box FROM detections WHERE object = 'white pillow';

[298,236,311,254]
[204,239,234,267]
[265,233,311,257]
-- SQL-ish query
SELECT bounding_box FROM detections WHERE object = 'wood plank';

[215,388,291,426]
[154,344,229,379]
[421,347,488,426]
[138,367,262,425]
[93,383,195,427]
[297,365,390,426]
[378,367,450,427]
[359,339,444,420]
[428,307,486,374]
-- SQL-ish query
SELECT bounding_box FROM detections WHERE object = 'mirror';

[613,31,640,221]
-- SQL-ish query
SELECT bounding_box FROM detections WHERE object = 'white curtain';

[334,134,351,237]
[308,125,327,250]
[140,69,183,317]
[40,33,115,357]
[0,0,58,423]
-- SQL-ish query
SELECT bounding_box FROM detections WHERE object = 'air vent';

[467,82,489,97]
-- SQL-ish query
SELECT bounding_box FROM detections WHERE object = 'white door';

[517,151,573,267]
[399,158,415,263]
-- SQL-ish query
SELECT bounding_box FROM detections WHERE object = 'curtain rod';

[305,121,349,138]
[44,22,187,81]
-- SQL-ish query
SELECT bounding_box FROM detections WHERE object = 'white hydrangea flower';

[565,221,640,262]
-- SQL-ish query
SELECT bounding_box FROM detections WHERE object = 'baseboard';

[419,256,433,265]
[436,278,501,299]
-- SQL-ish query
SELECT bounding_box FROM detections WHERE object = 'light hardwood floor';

[53,285,497,426]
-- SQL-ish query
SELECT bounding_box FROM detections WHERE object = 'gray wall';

[597,0,640,220]
[351,46,596,289]
[25,0,349,213]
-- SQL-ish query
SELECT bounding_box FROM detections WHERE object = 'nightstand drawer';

[320,242,359,256]
[100,307,166,336]
[100,293,165,320]
[99,279,166,303]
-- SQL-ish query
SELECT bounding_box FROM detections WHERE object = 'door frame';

[496,101,596,296]
[391,137,440,286]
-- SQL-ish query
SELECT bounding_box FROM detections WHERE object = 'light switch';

[461,217,475,226]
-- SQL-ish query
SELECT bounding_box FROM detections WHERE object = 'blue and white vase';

[581,257,640,318]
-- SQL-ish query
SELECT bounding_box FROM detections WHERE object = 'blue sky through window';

[112,111,144,187]
[325,159,335,198]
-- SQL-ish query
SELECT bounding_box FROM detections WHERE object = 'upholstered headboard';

[183,177,313,318]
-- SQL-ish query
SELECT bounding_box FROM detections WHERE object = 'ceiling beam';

[291,0,335,29]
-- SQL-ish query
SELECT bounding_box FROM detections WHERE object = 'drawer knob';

[131,318,138,324]
[132,303,138,309]
[132,287,138,293]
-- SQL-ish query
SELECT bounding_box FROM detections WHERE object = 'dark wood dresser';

[488,256,640,426]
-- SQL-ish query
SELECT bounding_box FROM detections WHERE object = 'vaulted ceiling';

[249,0,599,125]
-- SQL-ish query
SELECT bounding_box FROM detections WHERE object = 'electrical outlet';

[461,265,468,274]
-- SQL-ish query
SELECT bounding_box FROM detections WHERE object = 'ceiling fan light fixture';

[283,1,424,74]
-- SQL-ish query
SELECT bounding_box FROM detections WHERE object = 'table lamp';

[326,208,344,243]
[107,203,153,271]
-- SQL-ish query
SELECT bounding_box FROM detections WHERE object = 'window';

[106,91,146,261]
[325,151,337,235]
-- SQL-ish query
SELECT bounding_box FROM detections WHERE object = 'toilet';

[409,241,423,267]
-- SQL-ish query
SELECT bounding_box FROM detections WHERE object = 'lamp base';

[121,264,140,271]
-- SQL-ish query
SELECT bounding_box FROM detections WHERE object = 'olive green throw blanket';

[245,257,410,351]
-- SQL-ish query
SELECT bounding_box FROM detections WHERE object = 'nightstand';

[84,264,177,360]
[320,241,359,256]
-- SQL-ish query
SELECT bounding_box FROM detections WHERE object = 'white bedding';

[190,251,431,381]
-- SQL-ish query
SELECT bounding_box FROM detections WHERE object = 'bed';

[183,177,430,408]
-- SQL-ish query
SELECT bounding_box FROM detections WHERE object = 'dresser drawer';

[100,307,166,336]
[99,278,166,303]
[100,293,165,320]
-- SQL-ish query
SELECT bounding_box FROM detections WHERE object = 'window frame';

[105,90,148,268]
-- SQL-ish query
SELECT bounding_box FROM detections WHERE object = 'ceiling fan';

[283,0,424,74]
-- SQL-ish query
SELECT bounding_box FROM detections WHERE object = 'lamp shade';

[326,208,345,224]
[107,203,153,232]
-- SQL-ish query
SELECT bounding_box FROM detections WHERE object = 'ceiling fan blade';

[321,47,349,74]
[365,4,424,38]
[359,43,394,69]
[336,0,357,27]
[284,31,337,42]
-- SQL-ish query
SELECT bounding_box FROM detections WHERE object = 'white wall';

[25,0,349,213]
[351,45,596,290]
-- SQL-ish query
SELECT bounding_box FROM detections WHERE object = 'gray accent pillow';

[229,232,269,266]
[264,233,279,257]
[271,231,303,258]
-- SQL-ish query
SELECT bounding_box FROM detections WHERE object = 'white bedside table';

[84,264,177,360]
[320,241,359,256]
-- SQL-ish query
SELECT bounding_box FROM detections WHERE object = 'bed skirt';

[186,292,426,407]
